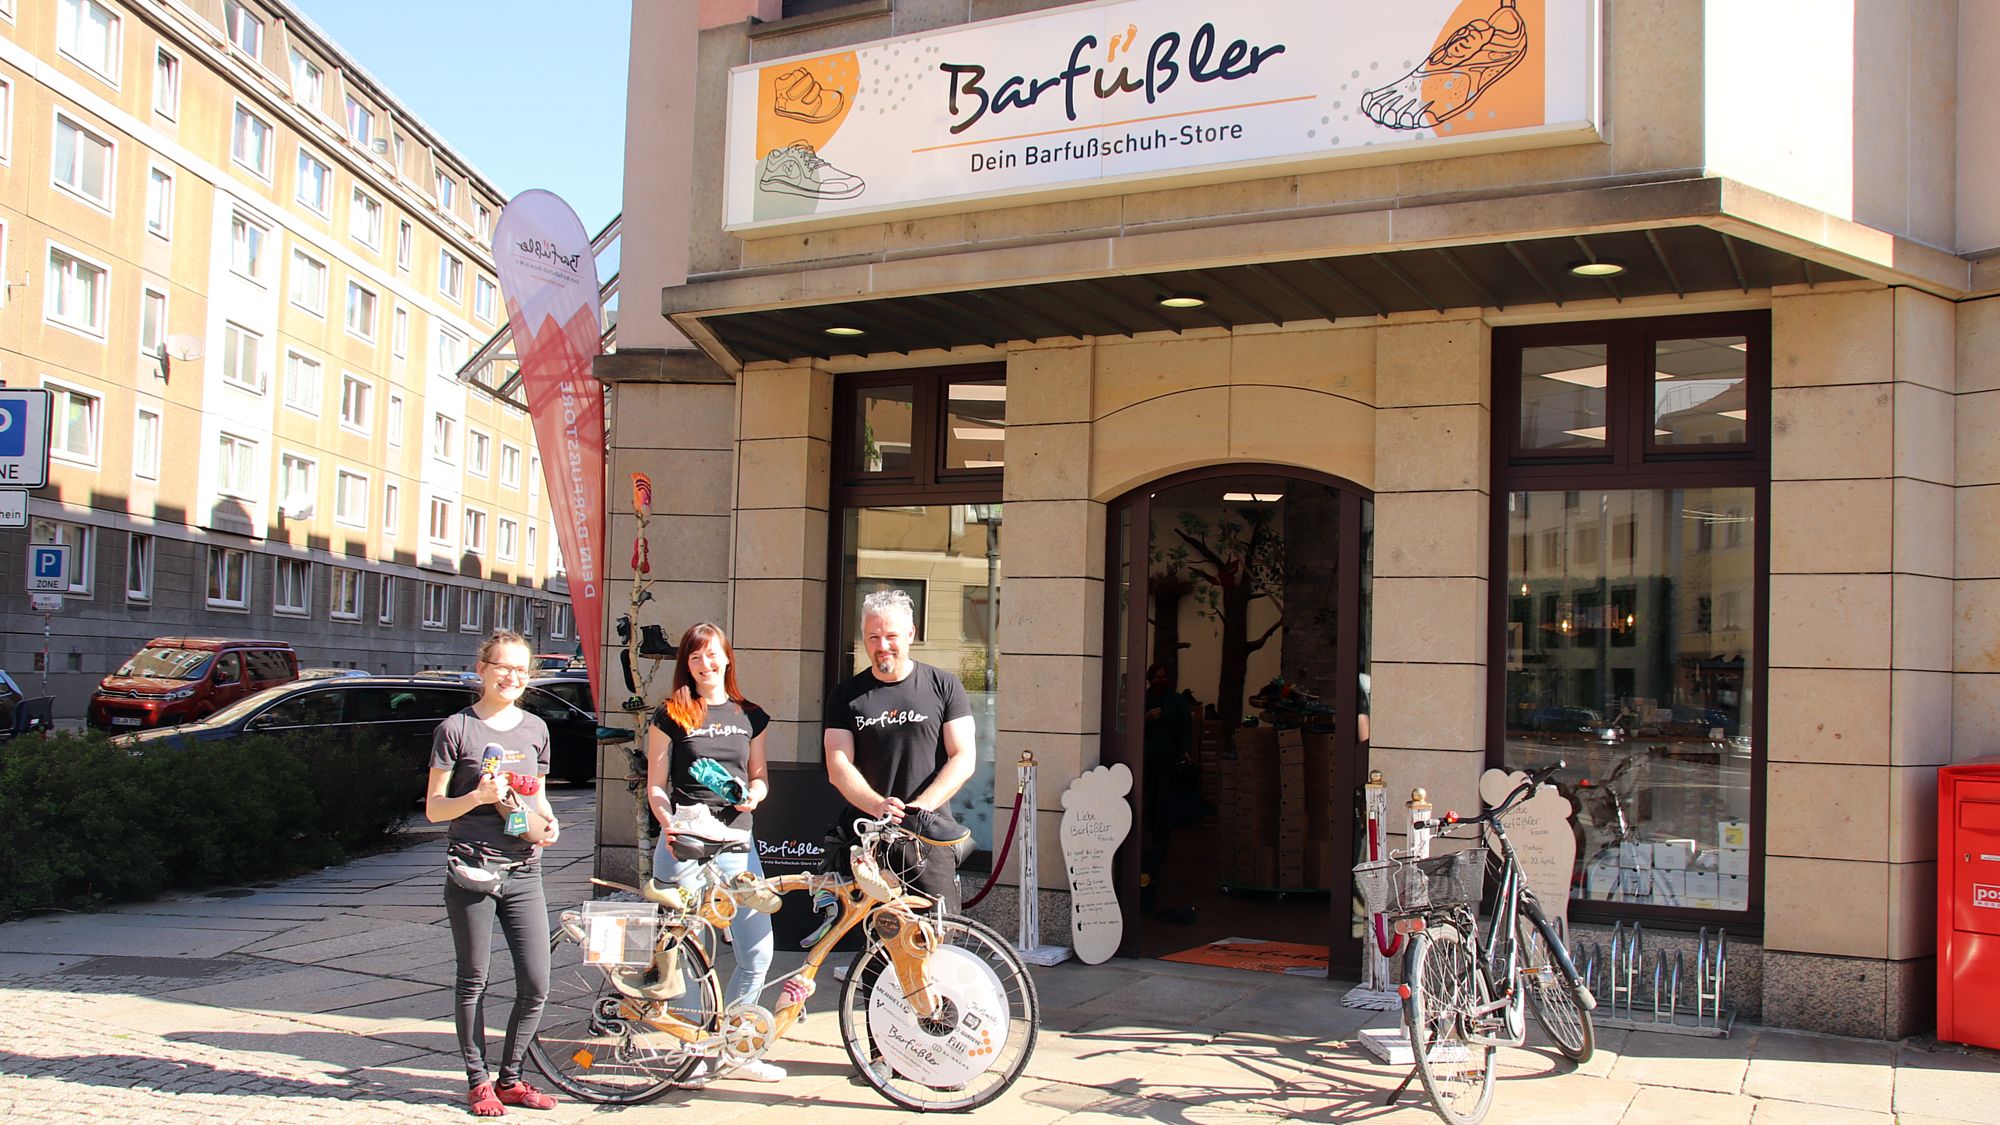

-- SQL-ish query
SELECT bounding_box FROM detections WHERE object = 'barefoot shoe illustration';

[759,141,866,200]
[1361,0,1528,130]
[1061,763,1133,965]
[772,67,845,124]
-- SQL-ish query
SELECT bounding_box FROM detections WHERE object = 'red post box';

[1938,757,2000,1050]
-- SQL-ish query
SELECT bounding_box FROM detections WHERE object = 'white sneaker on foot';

[725,1059,787,1083]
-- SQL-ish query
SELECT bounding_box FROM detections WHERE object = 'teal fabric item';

[688,755,744,804]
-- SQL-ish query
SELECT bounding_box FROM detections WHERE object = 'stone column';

[1369,315,1491,829]
[1765,285,1955,1038]
[1959,297,2000,761]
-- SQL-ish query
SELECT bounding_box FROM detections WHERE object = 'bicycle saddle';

[668,833,753,863]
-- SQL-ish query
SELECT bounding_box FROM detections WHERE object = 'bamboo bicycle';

[1353,762,1596,1125]
[528,815,1040,1112]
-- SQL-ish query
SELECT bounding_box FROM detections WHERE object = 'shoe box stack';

[1227,726,1337,891]
[1301,731,1337,890]
[1197,713,1228,830]
[1230,727,1280,887]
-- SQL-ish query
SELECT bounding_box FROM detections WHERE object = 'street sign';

[30,592,62,613]
[0,490,24,528]
[26,544,69,593]
[0,389,53,489]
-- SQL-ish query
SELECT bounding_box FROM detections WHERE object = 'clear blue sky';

[295,1,632,235]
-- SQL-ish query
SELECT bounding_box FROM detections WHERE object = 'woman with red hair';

[644,622,783,1083]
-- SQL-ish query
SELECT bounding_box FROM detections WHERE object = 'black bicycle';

[1353,762,1596,1125]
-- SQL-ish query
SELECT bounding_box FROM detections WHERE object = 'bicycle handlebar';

[1440,760,1564,829]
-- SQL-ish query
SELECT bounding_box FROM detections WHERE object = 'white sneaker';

[669,803,749,846]
[725,1059,787,1083]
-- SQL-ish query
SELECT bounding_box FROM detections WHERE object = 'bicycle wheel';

[1516,900,1594,1063]
[528,923,722,1104]
[1404,920,1496,1125]
[836,913,1039,1112]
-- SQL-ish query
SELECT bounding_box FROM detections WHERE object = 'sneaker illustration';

[759,142,866,200]
[772,67,845,124]
[1361,0,1529,130]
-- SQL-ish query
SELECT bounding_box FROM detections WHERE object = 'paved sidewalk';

[4,788,1998,1123]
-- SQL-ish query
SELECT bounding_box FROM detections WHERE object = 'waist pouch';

[446,840,532,896]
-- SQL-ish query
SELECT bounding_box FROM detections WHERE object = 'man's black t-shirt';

[651,699,769,836]
[823,662,971,814]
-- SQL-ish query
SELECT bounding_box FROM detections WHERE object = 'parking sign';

[27,544,69,593]
[0,389,52,488]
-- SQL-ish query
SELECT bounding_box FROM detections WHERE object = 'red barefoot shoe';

[495,1080,558,1110]
[468,1082,506,1117]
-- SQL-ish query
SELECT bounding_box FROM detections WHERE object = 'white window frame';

[223,321,265,394]
[499,443,522,488]
[382,481,400,539]
[216,432,258,499]
[550,601,571,639]
[466,429,490,477]
[38,521,94,597]
[528,455,541,504]
[422,581,448,629]
[431,413,455,461]
[497,516,518,562]
[51,111,114,210]
[57,0,121,85]
[474,275,498,323]
[287,47,321,108]
[344,94,374,148]
[231,102,273,179]
[278,451,316,516]
[132,404,160,480]
[334,467,368,527]
[125,532,153,602]
[378,573,396,624]
[458,586,483,633]
[396,219,413,271]
[45,241,108,338]
[434,170,455,211]
[392,305,409,357]
[435,326,465,377]
[339,372,372,434]
[476,204,492,241]
[288,249,327,316]
[273,556,311,616]
[206,545,250,610]
[152,48,179,119]
[329,566,361,620]
[526,525,538,574]
[387,392,404,446]
[437,249,463,301]
[145,165,172,237]
[345,280,377,341]
[138,285,167,363]
[224,1,263,59]
[350,187,382,248]
[229,210,269,282]
[281,350,322,415]
[295,146,332,215]
[463,506,487,555]
[427,496,453,545]
[0,77,14,163]
[43,377,101,466]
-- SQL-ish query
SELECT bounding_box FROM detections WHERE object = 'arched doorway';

[1103,465,1373,974]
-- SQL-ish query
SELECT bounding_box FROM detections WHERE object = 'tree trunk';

[1215,570,1256,733]
[1281,486,1342,699]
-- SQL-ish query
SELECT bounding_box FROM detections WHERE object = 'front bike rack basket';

[1576,921,1735,1037]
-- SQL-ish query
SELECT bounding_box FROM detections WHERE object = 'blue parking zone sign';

[27,544,69,592]
[0,389,51,487]
[0,399,26,457]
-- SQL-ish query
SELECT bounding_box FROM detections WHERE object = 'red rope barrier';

[962,788,1027,911]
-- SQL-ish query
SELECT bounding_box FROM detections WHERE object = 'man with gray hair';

[822,588,977,909]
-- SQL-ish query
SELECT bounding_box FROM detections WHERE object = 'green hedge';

[0,729,416,920]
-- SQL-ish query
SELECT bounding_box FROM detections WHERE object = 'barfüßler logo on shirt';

[856,708,932,730]
[689,722,754,739]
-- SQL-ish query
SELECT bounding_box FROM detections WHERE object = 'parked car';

[530,671,594,717]
[108,675,598,785]
[297,667,370,680]
[535,652,584,672]
[89,638,299,731]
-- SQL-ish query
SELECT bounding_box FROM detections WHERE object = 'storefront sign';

[725,0,1600,230]
[1060,762,1131,964]
[1479,768,1576,932]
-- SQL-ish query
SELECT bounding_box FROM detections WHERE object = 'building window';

[396,219,413,270]
[45,379,100,465]
[387,393,404,446]
[550,601,571,639]
[392,306,410,357]
[46,245,107,335]
[466,429,490,477]
[229,211,268,281]
[427,496,452,544]
[494,593,514,633]
[1495,313,1769,923]
[281,351,320,413]
[232,104,273,177]
[132,406,160,479]
[437,249,463,300]
[350,189,382,247]
[344,95,374,148]
[36,521,95,596]
[330,567,361,620]
[499,443,522,488]
[474,276,498,322]
[289,249,328,315]
[52,114,114,208]
[153,49,180,118]
[295,147,332,214]
[476,204,492,240]
[345,281,377,340]
[526,526,538,574]
[145,167,172,236]
[382,482,400,539]
[459,587,483,632]
[528,455,540,504]
[339,373,372,432]
[139,286,166,360]
[207,546,250,609]
[287,48,321,106]
[223,322,264,393]
[223,1,263,57]
[378,574,396,624]
[434,170,455,211]
[497,516,518,561]
[125,532,152,602]
[431,413,455,460]
[0,78,12,163]
[463,507,487,554]
[422,581,448,629]
[216,432,257,498]
[278,452,316,516]
[57,0,120,82]
[335,468,368,526]
[274,557,310,615]
[435,327,465,376]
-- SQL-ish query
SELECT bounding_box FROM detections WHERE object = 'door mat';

[1159,937,1330,976]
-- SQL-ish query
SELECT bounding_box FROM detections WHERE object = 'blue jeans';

[652,836,772,1008]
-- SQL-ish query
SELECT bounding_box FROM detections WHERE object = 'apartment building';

[0,0,573,718]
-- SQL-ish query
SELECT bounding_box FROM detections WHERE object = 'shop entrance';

[1105,467,1373,975]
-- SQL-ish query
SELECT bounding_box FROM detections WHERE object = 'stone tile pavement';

[3,786,1998,1123]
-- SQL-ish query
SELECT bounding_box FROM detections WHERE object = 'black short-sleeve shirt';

[822,662,971,812]
[429,707,550,859]
[651,699,769,836]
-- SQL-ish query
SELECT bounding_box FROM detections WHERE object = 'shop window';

[1494,312,1767,925]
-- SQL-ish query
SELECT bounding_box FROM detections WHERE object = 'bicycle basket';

[1352,849,1485,915]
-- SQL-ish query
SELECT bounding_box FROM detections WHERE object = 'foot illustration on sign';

[1361,0,1528,130]
[1060,763,1132,965]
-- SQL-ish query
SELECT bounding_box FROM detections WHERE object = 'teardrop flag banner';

[493,190,606,707]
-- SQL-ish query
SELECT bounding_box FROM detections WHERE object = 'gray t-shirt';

[430,707,551,858]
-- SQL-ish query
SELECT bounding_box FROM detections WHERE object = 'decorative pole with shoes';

[615,471,677,850]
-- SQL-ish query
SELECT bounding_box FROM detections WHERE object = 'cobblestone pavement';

[5,785,2000,1124]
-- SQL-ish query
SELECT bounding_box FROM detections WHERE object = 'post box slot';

[1960,799,2000,833]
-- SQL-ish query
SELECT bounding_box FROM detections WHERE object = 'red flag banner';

[493,191,607,707]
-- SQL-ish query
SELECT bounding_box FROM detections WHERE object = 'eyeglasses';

[482,662,532,680]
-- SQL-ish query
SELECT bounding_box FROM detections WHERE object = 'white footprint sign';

[1479,768,1577,933]
[1060,763,1132,965]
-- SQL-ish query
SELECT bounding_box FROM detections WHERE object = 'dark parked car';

[530,672,594,717]
[110,675,598,785]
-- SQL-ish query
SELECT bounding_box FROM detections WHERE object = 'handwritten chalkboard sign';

[1061,763,1132,964]
[1479,769,1577,934]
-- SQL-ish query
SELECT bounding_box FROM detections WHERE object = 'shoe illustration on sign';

[772,67,845,123]
[759,141,866,200]
[1361,0,1529,130]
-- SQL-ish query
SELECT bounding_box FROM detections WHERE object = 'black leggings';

[444,865,549,1086]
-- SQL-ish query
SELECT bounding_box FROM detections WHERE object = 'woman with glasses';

[645,621,784,1083]
[425,629,562,1116]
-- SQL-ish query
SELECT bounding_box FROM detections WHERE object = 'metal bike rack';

[1576,921,1735,1037]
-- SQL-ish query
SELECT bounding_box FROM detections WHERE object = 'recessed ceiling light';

[1569,259,1628,278]
[1158,293,1207,309]
[824,325,865,337]
[1540,365,1608,388]
[1222,492,1284,502]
